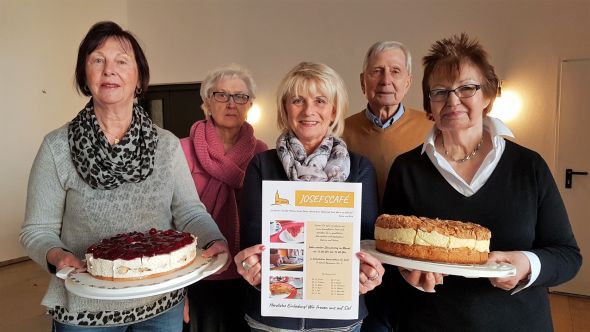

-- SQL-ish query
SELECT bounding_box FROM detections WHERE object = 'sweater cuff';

[202,239,225,250]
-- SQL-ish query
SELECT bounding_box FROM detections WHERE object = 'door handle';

[565,168,588,188]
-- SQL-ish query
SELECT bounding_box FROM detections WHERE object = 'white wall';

[1,0,589,261]
[0,0,127,261]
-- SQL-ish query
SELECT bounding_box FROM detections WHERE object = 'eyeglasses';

[211,91,251,105]
[428,84,481,102]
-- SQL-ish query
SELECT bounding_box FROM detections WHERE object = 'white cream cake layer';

[85,237,197,279]
[375,227,489,252]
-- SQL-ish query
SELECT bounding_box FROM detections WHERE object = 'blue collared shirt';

[364,104,405,129]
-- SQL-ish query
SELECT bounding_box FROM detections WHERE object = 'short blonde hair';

[276,62,348,137]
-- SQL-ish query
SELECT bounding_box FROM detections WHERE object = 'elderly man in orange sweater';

[342,41,432,203]
[342,41,433,332]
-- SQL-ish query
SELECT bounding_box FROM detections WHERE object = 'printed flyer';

[260,180,361,319]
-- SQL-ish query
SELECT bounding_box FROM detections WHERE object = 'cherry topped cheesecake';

[85,229,197,280]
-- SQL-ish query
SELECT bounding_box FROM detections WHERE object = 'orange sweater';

[342,107,433,203]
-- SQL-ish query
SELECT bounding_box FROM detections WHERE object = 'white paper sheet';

[260,181,361,319]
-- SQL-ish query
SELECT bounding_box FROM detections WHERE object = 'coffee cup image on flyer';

[269,220,282,235]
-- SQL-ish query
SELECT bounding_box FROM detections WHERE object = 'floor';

[1,260,589,331]
[1,260,51,331]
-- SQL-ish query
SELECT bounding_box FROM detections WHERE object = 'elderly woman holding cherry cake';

[20,21,228,332]
[379,33,581,331]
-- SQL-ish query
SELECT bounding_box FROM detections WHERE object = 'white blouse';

[419,116,539,294]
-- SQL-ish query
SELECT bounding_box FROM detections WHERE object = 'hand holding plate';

[399,267,444,293]
[202,240,230,274]
[487,251,531,291]
[47,247,85,272]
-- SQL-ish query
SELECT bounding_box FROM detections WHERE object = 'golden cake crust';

[375,240,488,264]
[374,214,491,264]
[375,214,490,240]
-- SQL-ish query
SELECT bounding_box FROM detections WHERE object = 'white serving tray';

[361,240,515,278]
[57,250,227,300]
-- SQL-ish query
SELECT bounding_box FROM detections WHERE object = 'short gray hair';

[200,64,256,114]
[362,41,412,75]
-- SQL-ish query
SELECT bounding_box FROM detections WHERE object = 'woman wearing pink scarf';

[181,64,267,332]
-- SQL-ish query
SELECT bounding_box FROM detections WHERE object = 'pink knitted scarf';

[190,120,257,254]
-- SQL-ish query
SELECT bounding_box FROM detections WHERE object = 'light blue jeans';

[52,301,183,332]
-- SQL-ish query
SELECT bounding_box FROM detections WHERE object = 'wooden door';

[140,83,204,139]
[552,59,590,296]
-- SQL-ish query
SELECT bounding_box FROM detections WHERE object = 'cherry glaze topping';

[87,229,195,260]
[287,225,302,237]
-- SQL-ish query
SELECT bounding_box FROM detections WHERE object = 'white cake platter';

[361,240,516,278]
[57,250,228,300]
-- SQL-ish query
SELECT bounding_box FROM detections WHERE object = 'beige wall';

[0,0,127,261]
[128,0,590,156]
[1,0,589,261]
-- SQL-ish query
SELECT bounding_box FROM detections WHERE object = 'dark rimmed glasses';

[428,84,481,102]
[211,91,251,105]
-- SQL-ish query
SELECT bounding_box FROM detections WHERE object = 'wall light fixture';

[489,81,522,121]
[247,103,262,124]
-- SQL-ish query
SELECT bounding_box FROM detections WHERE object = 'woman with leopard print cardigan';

[20,21,229,331]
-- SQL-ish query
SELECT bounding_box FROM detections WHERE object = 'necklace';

[101,127,123,144]
[96,117,124,145]
[441,135,483,163]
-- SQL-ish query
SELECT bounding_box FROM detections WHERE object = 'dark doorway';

[139,83,204,139]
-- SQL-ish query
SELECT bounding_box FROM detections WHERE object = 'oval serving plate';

[361,240,515,278]
[60,250,228,300]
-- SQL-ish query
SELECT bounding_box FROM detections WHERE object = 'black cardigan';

[239,149,379,330]
[381,140,582,332]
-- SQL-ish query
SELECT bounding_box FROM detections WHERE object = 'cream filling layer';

[375,227,489,253]
[85,237,197,279]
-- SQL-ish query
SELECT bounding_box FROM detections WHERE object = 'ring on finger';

[241,259,252,271]
[368,272,379,281]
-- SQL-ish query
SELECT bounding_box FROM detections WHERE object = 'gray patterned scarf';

[276,131,350,182]
[68,101,158,190]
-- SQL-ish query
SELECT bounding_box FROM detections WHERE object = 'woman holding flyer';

[234,62,383,331]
